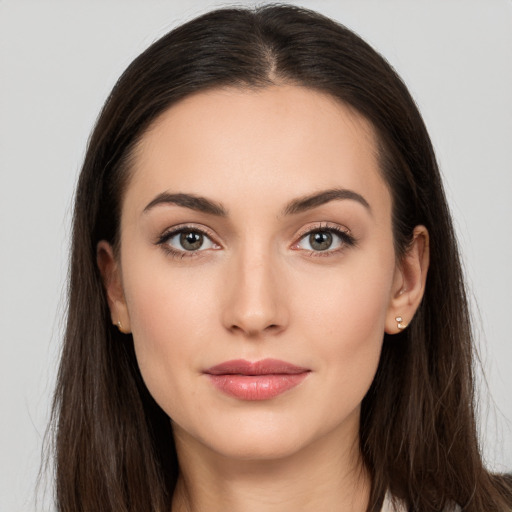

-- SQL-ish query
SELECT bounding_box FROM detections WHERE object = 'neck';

[171,422,370,512]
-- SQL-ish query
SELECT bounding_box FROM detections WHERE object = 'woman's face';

[101,85,413,461]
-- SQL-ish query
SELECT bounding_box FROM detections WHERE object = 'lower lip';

[206,373,309,400]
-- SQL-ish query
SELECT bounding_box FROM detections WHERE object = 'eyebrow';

[143,192,227,216]
[143,187,371,217]
[282,188,371,216]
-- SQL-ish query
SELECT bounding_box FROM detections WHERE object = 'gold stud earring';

[116,320,123,332]
[395,316,407,330]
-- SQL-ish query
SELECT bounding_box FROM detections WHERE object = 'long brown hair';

[50,5,512,511]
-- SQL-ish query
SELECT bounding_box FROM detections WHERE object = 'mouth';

[204,358,311,400]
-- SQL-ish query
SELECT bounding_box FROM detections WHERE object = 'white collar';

[381,492,461,512]
[381,491,406,512]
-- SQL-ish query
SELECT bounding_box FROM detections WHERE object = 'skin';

[98,85,429,512]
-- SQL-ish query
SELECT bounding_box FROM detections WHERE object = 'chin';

[206,429,313,462]
[178,407,355,463]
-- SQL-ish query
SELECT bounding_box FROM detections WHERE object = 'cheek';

[294,250,395,393]
[122,257,219,412]
[298,251,394,335]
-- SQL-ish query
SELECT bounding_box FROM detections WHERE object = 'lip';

[204,358,310,400]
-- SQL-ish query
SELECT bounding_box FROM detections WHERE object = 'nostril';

[228,322,282,337]
[263,324,282,334]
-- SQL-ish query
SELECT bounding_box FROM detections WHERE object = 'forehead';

[124,85,389,217]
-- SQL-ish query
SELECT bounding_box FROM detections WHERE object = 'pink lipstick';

[204,359,310,400]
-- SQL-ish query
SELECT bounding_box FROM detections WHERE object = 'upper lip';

[205,358,310,376]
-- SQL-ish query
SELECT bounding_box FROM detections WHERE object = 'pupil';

[310,231,332,251]
[180,232,203,250]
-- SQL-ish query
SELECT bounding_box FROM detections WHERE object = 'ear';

[97,240,131,334]
[385,225,430,334]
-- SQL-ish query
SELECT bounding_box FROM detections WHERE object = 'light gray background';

[1,0,511,510]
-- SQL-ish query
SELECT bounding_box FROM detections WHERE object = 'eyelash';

[156,224,219,259]
[155,223,357,260]
[292,223,357,257]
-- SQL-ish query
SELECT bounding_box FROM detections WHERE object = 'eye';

[172,231,212,251]
[157,226,220,257]
[304,231,336,251]
[294,225,356,254]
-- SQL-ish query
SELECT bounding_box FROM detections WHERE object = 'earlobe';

[385,225,430,334]
[96,240,131,333]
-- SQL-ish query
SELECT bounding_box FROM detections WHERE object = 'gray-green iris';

[310,231,332,251]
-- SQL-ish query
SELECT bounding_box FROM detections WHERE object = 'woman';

[51,5,512,511]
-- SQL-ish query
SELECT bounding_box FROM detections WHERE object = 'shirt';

[381,492,461,511]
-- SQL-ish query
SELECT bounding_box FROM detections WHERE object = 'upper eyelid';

[156,225,221,257]
[159,223,219,241]
[291,222,356,251]
[293,222,351,239]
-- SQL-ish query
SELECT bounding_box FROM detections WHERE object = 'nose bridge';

[223,237,287,336]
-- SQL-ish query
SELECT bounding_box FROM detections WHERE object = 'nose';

[221,246,288,338]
